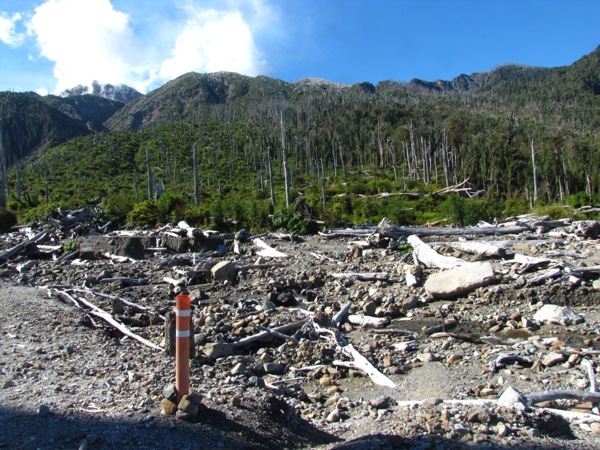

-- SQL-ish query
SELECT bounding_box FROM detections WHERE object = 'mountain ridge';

[1,45,598,168]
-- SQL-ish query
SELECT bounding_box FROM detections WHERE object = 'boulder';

[79,235,152,260]
[211,261,238,283]
[533,304,584,326]
[424,262,496,299]
[497,386,527,409]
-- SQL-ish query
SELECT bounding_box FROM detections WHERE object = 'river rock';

[542,351,567,367]
[161,398,177,415]
[497,386,526,409]
[533,304,584,326]
[211,261,238,283]
[204,342,234,359]
[424,262,496,299]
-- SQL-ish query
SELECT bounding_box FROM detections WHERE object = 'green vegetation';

[2,46,600,232]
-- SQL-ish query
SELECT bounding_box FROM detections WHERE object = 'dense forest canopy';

[0,46,599,231]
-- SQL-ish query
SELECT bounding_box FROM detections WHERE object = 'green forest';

[1,46,599,233]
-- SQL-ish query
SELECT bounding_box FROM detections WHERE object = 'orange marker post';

[175,293,191,401]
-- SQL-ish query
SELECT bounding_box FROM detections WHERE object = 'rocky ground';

[1,211,600,449]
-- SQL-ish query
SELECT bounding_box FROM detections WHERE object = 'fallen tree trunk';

[0,230,49,260]
[408,235,468,269]
[50,289,163,352]
[331,272,390,282]
[232,320,307,348]
[253,238,288,258]
[442,241,505,258]
[331,302,353,328]
[347,314,390,328]
[336,343,396,388]
[526,389,600,406]
[380,224,531,239]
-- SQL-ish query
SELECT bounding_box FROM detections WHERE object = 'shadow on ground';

[0,403,339,449]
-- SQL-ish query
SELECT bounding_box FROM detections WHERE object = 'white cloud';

[27,0,142,93]
[0,12,25,46]
[159,6,267,80]
[21,0,274,94]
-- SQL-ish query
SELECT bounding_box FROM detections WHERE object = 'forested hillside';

[1,45,599,231]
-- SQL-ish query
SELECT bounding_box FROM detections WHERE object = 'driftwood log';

[50,289,163,352]
[0,230,48,260]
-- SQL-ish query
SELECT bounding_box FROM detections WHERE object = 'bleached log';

[289,364,328,373]
[98,277,149,286]
[253,238,288,258]
[378,224,531,239]
[405,271,418,287]
[421,318,458,335]
[336,343,396,388]
[0,230,48,260]
[163,276,186,287]
[429,332,483,344]
[331,272,390,281]
[407,235,468,269]
[443,241,505,258]
[256,325,299,344]
[74,288,158,316]
[526,390,600,406]
[526,268,563,285]
[231,320,307,348]
[347,314,390,328]
[582,359,600,415]
[37,244,62,252]
[51,289,163,351]
[489,353,532,375]
[568,266,600,275]
[531,218,574,229]
[331,302,353,328]
[103,252,137,263]
[390,340,418,351]
[514,253,551,266]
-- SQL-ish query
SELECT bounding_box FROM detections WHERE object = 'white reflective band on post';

[176,330,190,338]
[176,310,190,317]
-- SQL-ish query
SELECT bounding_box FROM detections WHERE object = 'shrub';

[442,194,490,226]
[272,206,318,235]
[101,194,134,228]
[127,200,159,227]
[156,192,188,224]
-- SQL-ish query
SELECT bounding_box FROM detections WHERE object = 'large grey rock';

[79,235,152,260]
[203,342,234,359]
[533,304,584,326]
[211,261,238,283]
[424,262,496,299]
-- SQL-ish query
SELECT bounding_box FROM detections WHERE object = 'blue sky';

[0,0,598,95]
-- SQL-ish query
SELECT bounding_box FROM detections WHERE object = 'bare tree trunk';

[442,130,451,188]
[13,159,20,202]
[133,168,139,202]
[193,142,200,206]
[281,110,291,208]
[377,117,385,168]
[531,139,538,204]
[267,147,275,206]
[320,158,326,209]
[146,146,154,200]
[338,138,347,179]
[387,137,398,182]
